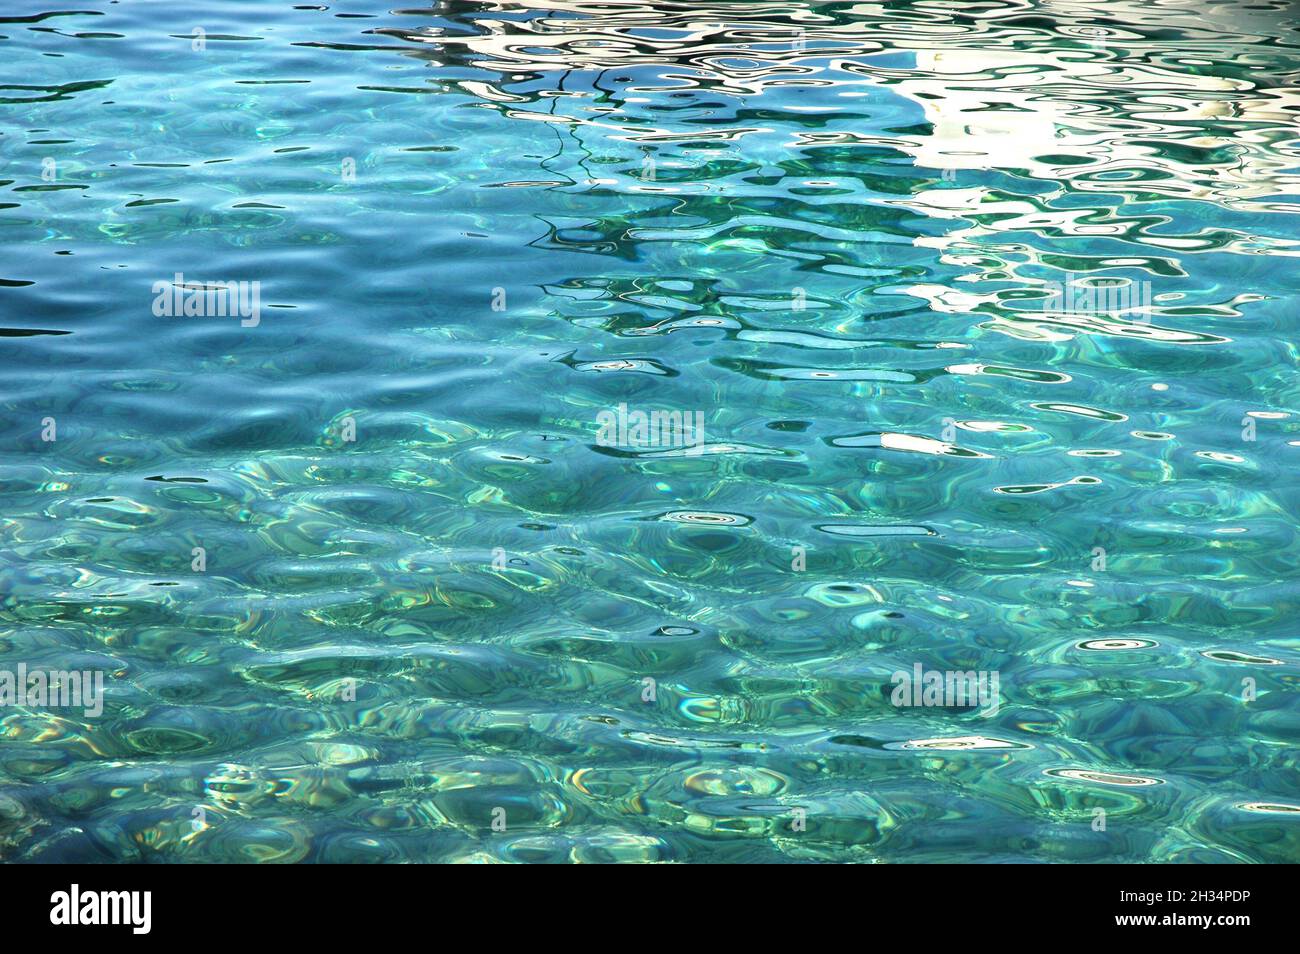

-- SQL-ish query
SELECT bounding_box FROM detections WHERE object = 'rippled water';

[2,0,1298,863]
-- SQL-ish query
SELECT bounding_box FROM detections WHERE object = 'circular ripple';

[1044,769,1164,787]
[1077,638,1159,651]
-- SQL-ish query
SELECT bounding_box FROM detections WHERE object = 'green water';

[0,0,1297,863]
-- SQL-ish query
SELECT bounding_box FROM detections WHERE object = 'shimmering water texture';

[1,0,1298,864]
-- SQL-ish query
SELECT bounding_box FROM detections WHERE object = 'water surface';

[1,0,1298,863]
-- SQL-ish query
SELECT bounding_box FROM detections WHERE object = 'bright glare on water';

[0,0,1298,863]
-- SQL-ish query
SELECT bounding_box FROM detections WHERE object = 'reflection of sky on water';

[382,0,1300,205]
[377,0,1300,349]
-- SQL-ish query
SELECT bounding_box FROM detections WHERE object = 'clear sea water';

[1,0,1298,863]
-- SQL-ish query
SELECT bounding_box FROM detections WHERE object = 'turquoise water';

[1,0,1298,863]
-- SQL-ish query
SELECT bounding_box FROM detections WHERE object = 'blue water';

[1,0,1298,863]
